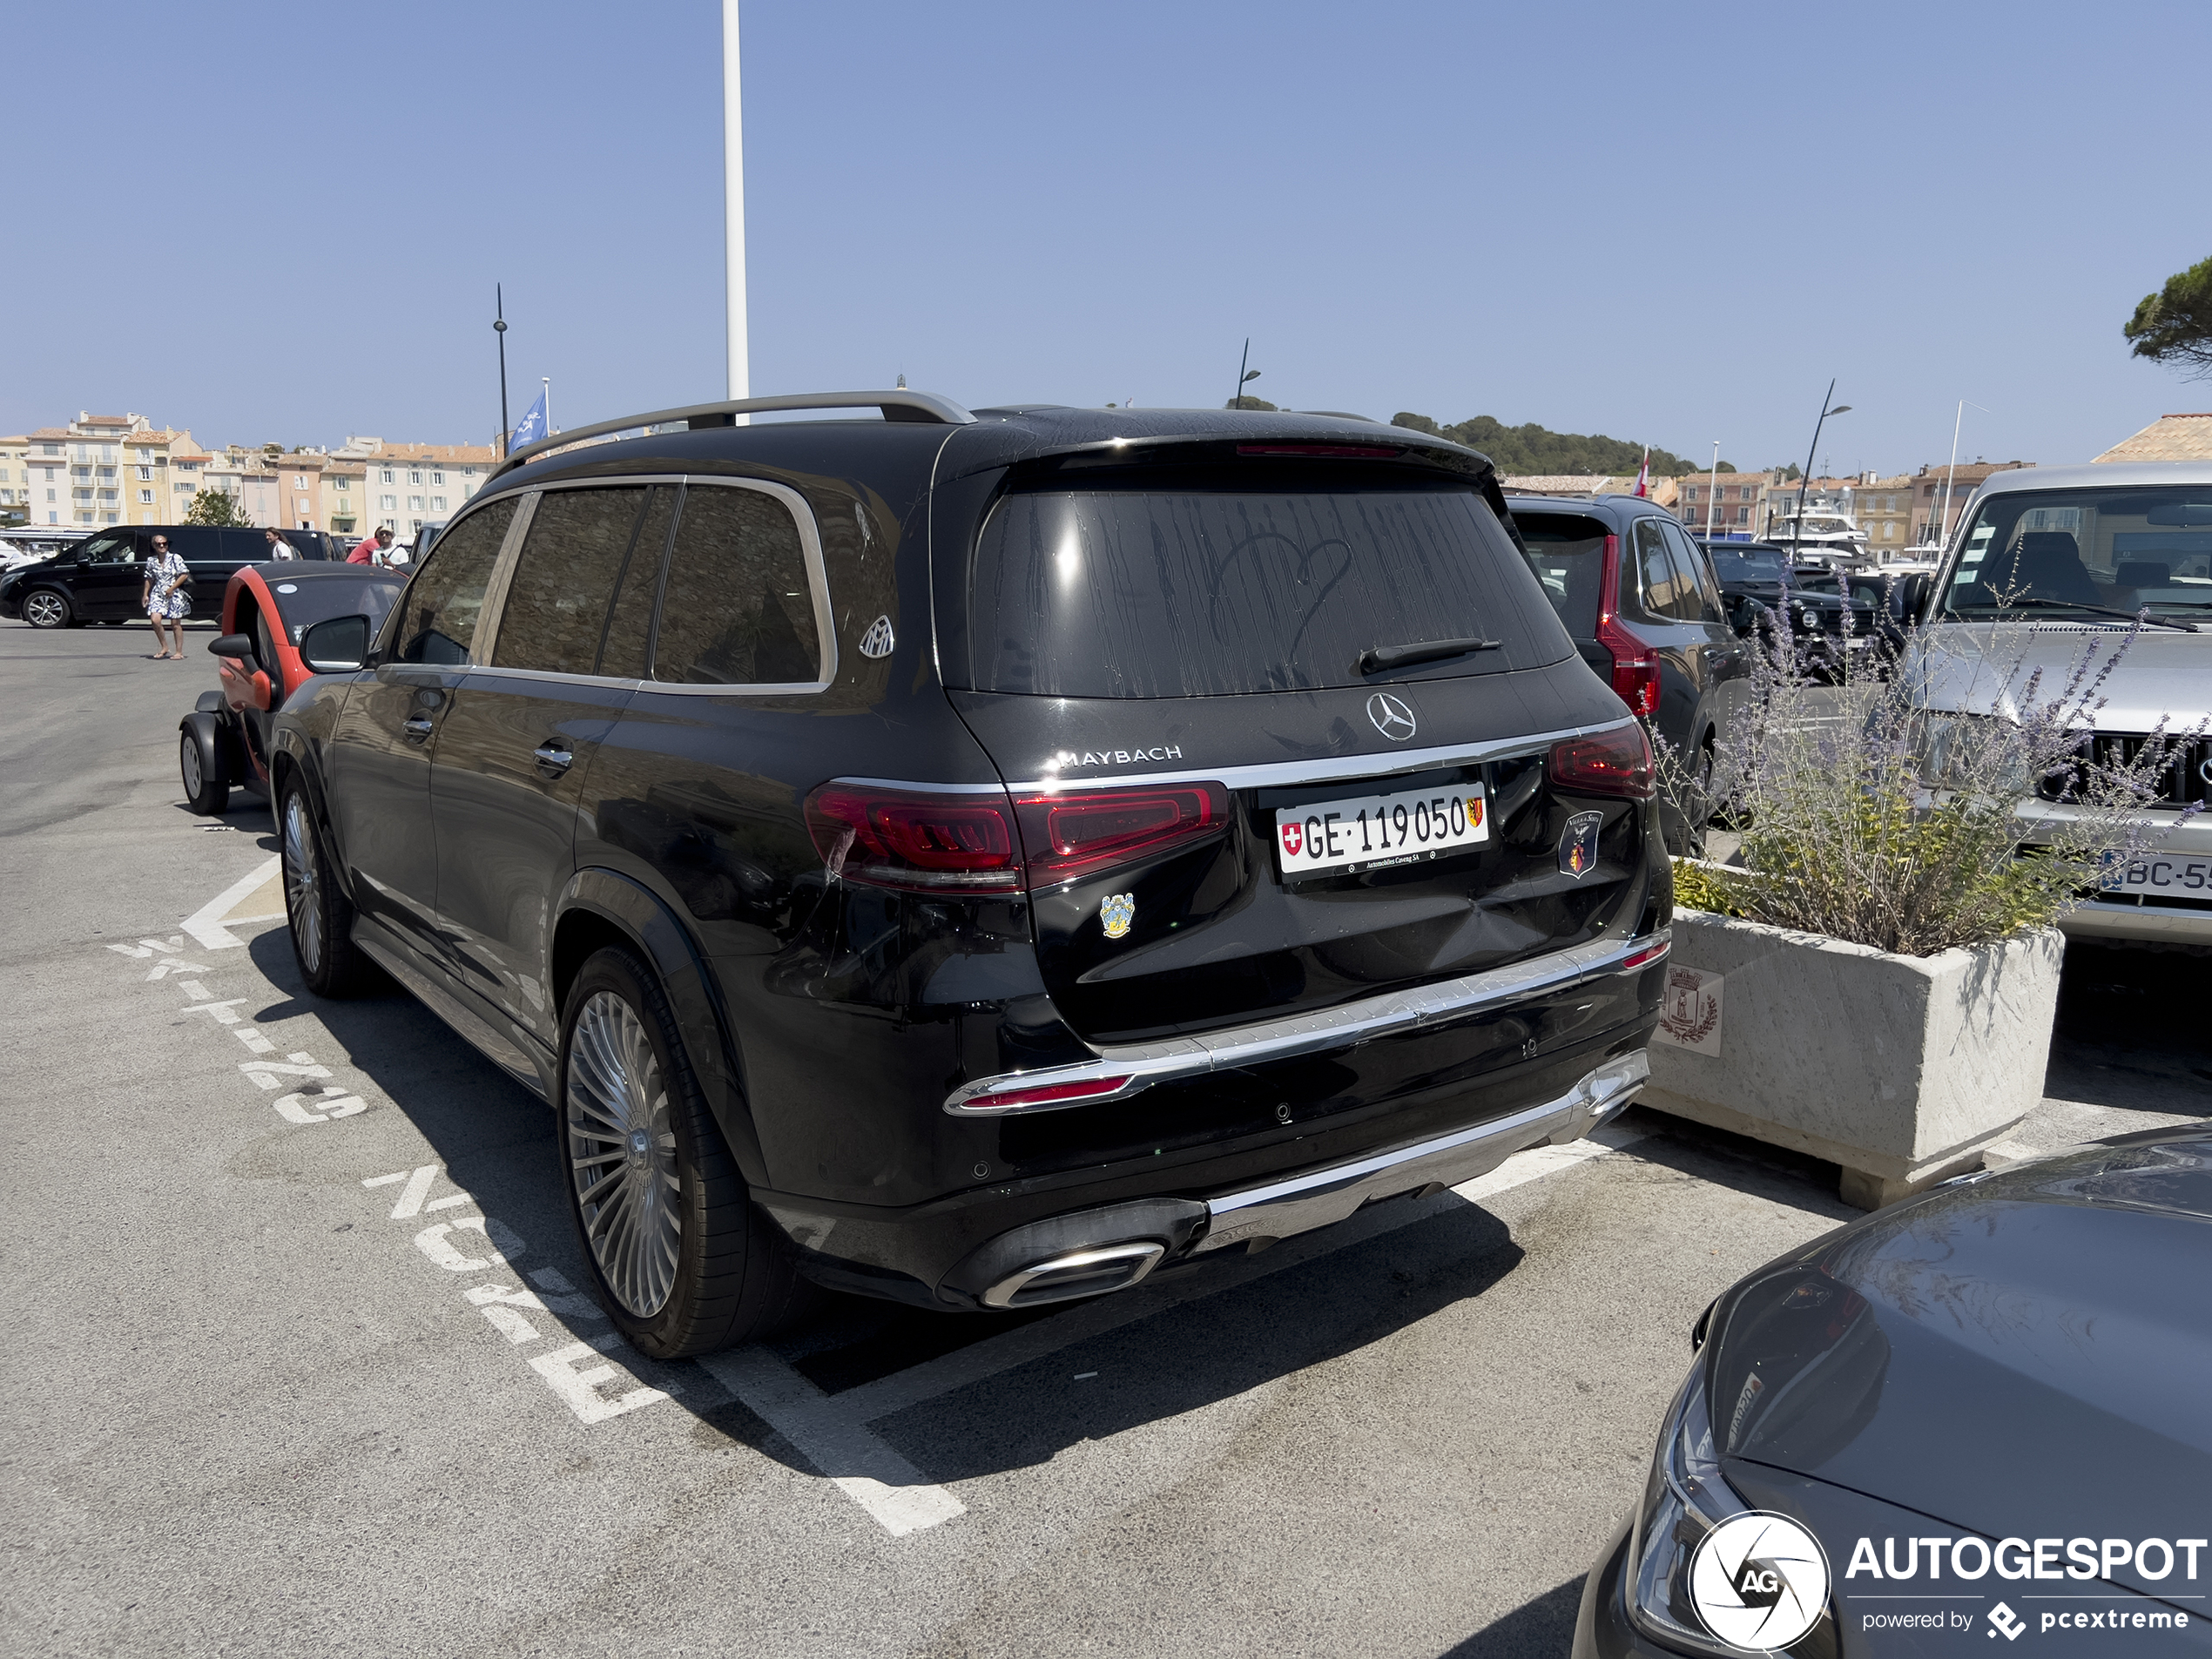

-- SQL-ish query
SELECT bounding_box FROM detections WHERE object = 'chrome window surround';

[469,474,839,695]
[943,926,1669,1115]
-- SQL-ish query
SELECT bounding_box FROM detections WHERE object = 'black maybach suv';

[272,391,1671,1357]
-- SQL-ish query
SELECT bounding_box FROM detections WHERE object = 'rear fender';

[552,867,771,1191]
[179,711,231,786]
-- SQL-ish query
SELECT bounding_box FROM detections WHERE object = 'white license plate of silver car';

[1275,782,1487,879]
[2100,852,2212,896]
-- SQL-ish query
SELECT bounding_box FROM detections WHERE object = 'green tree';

[1224,395,1278,411]
[1389,411,1723,476]
[183,489,253,527]
[2124,256,2212,379]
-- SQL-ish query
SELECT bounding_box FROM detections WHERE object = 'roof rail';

[486,389,975,485]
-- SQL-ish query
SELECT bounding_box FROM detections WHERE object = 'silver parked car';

[1909,461,2212,949]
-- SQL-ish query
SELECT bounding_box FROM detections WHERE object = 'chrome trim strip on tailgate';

[942,927,1669,1115]
[1191,1050,1649,1254]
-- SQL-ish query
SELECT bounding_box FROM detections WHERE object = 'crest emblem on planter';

[1653,964,1723,1055]
[1100,892,1136,940]
[1558,811,1603,879]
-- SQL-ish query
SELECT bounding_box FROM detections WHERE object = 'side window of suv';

[651,483,822,686]
[79,533,136,565]
[1661,521,1728,624]
[1634,520,1691,619]
[391,496,516,664]
[492,487,649,676]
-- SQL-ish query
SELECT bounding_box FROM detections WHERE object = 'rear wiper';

[2007,597,2198,632]
[1359,637,1502,675]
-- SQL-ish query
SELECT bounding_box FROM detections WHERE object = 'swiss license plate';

[2100,851,2212,895]
[1275,781,1487,879]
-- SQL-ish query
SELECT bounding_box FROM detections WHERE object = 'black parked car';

[1577,1126,2212,1659]
[0,523,341,629]
[1696,537,1879,676]
[272,392,1672,1356]
[1513,496,1750,851]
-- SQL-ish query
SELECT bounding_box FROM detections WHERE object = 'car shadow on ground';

[1440,1577,1587,1659]
[240,926,1849,1494]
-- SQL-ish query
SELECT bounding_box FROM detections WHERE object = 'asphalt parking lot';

[5,623,2208,1659]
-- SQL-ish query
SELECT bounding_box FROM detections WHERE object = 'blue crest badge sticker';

[1559,812,1602,880]
[1100,893,1136,940]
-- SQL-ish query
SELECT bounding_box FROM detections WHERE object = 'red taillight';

[1621,936,1670,970]
[1594,531,1661,718]
[1234,443,1405,459]
[1549,725,1656,799]
[954,1074,1134,1113]
[1012,782,1228,886]
[804,780,1229,893]
[804,785,1022,893]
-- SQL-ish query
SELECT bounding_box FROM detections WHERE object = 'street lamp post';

[1232,338,1261,409]
[1789,381,1851,563]
[494,285,510,458]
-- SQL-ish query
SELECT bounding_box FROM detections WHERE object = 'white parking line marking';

[232,1027,277,1054]
[368,1165,441,1218]
[179,997,248,1023]
[531,1338,672,1424]
[182,857,281,950]
[413,1215,525,1272]
[698,1347,967,1536]
[273,1089,367,1125]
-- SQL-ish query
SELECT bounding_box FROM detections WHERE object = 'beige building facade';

[335,437,497,536]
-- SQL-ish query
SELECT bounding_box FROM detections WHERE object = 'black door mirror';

[299,614,370,673]
[1893,572,1933,621]
[209,633,256,661]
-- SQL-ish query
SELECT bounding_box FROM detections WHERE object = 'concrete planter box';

[1642,909,2063,1209]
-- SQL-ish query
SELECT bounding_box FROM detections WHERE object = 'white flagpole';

[543,376,552,437]
[723,0,750,424]
[1705,442,1719,539]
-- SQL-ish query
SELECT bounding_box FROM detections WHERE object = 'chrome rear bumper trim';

[1191,1049,1649,1254]
[943,927,1669,1115]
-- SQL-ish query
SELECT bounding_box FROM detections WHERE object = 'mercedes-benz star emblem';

[1366,692,1418,742]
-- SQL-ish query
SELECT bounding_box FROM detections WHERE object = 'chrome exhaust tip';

[980,1240,1167,1310]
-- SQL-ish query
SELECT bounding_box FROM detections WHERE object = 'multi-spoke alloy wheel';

[555,947,806,1356]
[565,991,682,1318]
[23,590,69,629]
[284,790,324,976]
[280,781,366,996]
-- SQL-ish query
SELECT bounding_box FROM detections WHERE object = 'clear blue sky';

[6,1,2207,475]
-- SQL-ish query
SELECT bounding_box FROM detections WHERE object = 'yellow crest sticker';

[1100,893,1136,940]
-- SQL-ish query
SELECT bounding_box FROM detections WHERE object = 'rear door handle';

[401,715,435,742]
[533,742,574,775]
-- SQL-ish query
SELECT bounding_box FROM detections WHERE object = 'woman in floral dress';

[140,534,190,659]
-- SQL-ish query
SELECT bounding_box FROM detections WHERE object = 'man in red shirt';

[349,526,395,564]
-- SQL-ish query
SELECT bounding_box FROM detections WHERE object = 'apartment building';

[0,435,34,523]
[206,450,284,528]
[119,427,218,524]
[334,437,496,535]
[1851,475,1916,554]
[1676,473,1765,533]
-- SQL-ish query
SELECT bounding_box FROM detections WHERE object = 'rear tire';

[180,728,229,816]
[558,946,805,1358]
[281,780,371,995]
[22,589,71,629]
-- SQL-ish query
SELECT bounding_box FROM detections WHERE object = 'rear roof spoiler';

[485,389,975,487]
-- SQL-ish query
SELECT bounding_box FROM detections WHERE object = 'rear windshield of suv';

[964,483,1570,697]
[1516,513,1608,635]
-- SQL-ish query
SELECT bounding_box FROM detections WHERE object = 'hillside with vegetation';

[1389,411,1731,476]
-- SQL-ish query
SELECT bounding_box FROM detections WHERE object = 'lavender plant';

[1657,591,2201,957]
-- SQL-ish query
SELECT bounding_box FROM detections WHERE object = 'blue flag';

[509,388,549,453]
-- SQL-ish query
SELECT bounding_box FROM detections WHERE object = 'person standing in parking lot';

[349,526,394,565]
[264,529,299,561]
[140,534,190,659]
